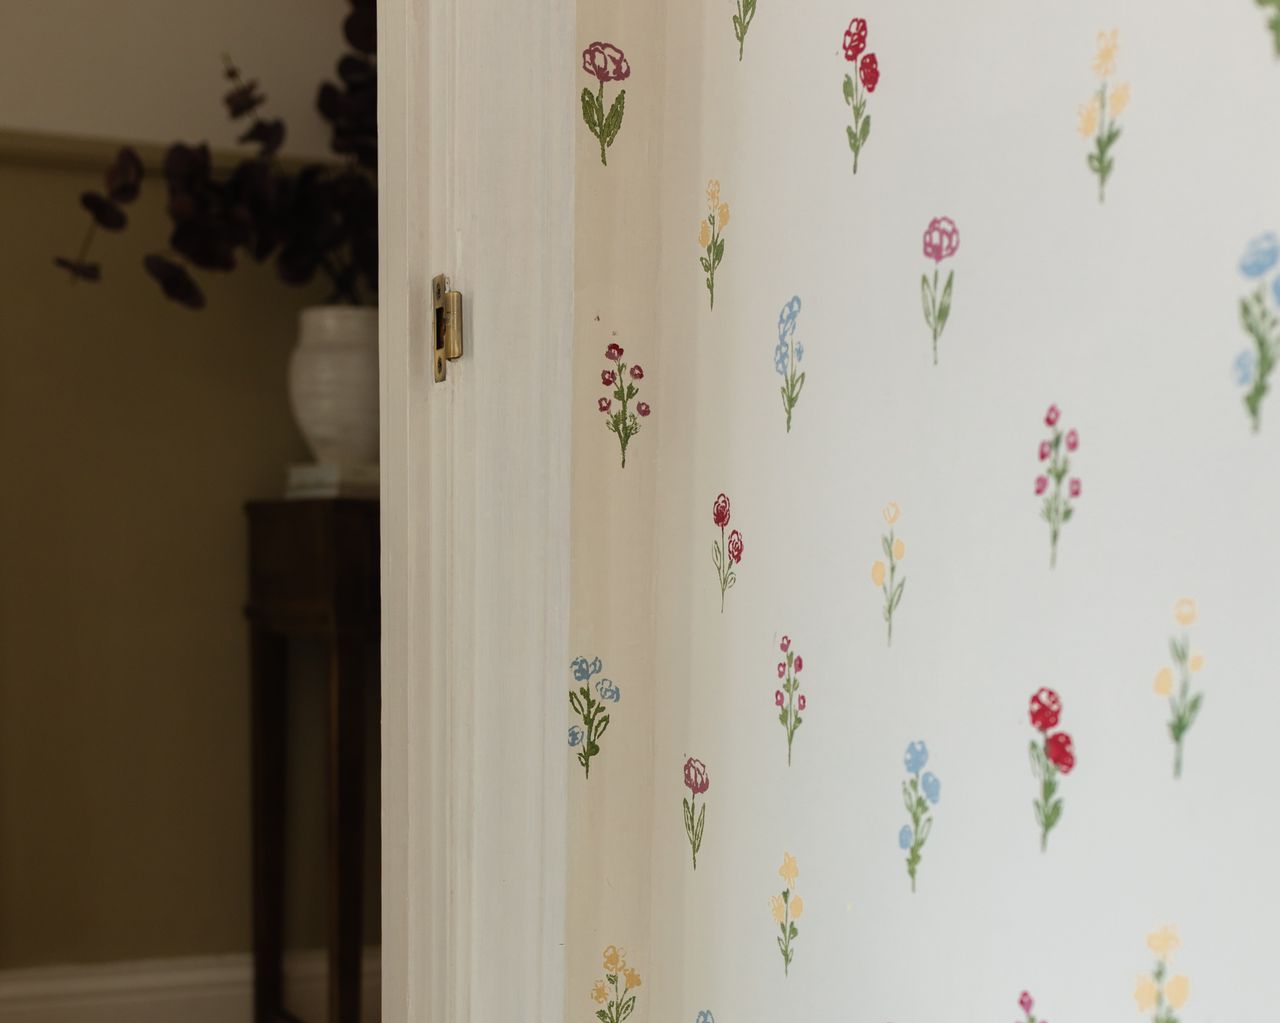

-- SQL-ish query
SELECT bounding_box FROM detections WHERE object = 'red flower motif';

[775,689,785,707]
[794,655,803,673]
[727,529,744,564]
[1029,688,1062,732]
[1038,441,1050,461]
[1045,404,1060,427]
[1066,428,1079,451]
[780,635,791,653]
[859,52,880,92]
[605,342,625,361]
[1035,475,1048,495]
[777,662,786,678]
[683,756,710,795]
[922,216,959,264]
[842,18,868,62]
[798,695,807,711]
[1069,478,1081,498]
[713,493,731,528]
[582,42,631,84]
[598,397,612,413]
[602,369,616,386]
[1045,732,1075,774]
[1020,993,1034,1015]
[630,365,644,380]
[637,402,651,417]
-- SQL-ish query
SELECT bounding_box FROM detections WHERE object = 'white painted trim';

[0,950,380,1023]
[378,0,574,1021]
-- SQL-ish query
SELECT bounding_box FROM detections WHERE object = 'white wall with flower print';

[571,1,1280,1022]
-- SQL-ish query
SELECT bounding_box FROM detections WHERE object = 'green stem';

[1094,82,1108,203]
[598,82,608,166]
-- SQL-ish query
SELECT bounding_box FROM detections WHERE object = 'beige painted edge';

[0,126,332,175]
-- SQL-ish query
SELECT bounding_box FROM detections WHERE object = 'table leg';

[328,636,366,1023]
[250,629,288,1023]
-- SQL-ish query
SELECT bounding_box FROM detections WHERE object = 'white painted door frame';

[377,0,575,1019]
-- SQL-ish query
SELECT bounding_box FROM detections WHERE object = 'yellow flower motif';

[699,219,711,248]
[789,894,804,921]
[717,202,730,228]
[591,982,609,1004]
[1133,975,1158,1012]
[1111,81,1131,118]
[769,893,786,923]
[1154,666,1174,696]
[1189,652,1205,673]
[706,178,720,208]
[871,561,886,586]
[1174,598,1197,627]
[1093,29,1119,78]
[1077,97,1100,138]
[883,501,901,525]
[892,538,905,561]
[778,851,799,887]
[602,945,625,973]
[1165,974,1190,1009]
[1147,925,1180,960]
[623,967,642,990]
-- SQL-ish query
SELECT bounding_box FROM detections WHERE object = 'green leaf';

[846,124,858,152]
[602,90,627,147]
[568,691,584,716]
[596,1011,609,1023]
[695,803,706,845]
[1029,740,1044,777]
[580,88,599,133]
[937,270,954,328]
[788,922,798,939]
[859,114,871,144]
[891,578,905,609]
[921,275,935,330]
[842,74,855,105]
[1187,692,1204,722]
[595,714,610,740]
[917,817,932,844]
[902,781,915,814]
[699,256,711,273]
[713,237,725,264]
[712,541,722,570]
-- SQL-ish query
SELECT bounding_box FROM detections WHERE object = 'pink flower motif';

[1039,440,1050,461]
[683,756,710,795]
[605,342,624,361]
[842,17,868,62]
[780,635,791,653]
[1020,992,1034,1015]
[922,216,960,263]
[637,402,651,417]
[727,529,744,564]
[777,662,786,679]
[713,493,731,528]
[859,52,880,92]
[1066,428,1079,451]
[598,397,612,413]
[775,690,785,707]
[1035,475,1048,495]
[1069,478,1081,498]
[1045,404,1060,427]
[582,42,631,84]
[630,365,644,380]
[798,694,807,711]
[794,655,803,673]
[601,369,616,386]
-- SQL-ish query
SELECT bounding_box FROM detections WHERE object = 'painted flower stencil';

[1034,405,1082,569]
[681,757,709,870]
[591,945,641,1023]
[899,741,939,892]
[1234,231,1280,432]
[870,502,906,645]
[598,340,650,467]
[698,180,729,310]
[921,217,958,365]
[1257,0,1280,56]
[711,493,744,612]
[568,655,618,779]
[770,852,803,976]
[1028,687,1075,851]
[732,0,757,60]
[1079,30,1129,202]
[1018,991,1049,1023]
[774,635,806,766]
[841,17,879,174]
[774,296,805,431]
[1153,598,1205,778]
[581,43,629,166]
[1134,927,1190,1023]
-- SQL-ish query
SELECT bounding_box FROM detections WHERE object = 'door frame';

[377,0,576,1018]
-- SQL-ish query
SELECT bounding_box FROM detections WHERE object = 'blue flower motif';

[898,824,913,850]
[904,740,928,775]
[921,771,941,805]
[773,342,788,376]
[596,677,621,702]
[1240,232,1280,278]
[695,1012,715,1023]
[568,726,584,747]
[777,295,802,342]
[571,655,602,682]
[1235,350,1257,387]
[795,341,804,363]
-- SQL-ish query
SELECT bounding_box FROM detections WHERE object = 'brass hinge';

[432,274,464,381]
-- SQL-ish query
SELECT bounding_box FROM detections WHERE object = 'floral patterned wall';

[569,3,1280,1022]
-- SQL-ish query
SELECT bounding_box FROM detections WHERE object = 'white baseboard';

[0,949,380,1023]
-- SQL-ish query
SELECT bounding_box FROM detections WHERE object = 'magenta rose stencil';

[774,635,806,765]
[711,493,744,612]
[681,757,709,870]
[841,17,880,174]
[1028,688,1075,851]
[581,42,629,166]
[920,217,959,365]
[1017,991,1049,1023]
[597,340,650,468]
[1034,404,1081,569]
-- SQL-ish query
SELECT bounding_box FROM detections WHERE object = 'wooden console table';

[244,499,379,1023]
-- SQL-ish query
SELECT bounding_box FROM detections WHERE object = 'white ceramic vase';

[287,306,379,466]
